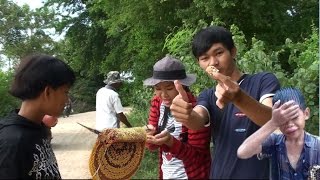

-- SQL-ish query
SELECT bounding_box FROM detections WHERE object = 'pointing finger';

[211,72,234,90]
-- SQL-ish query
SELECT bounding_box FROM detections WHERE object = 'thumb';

[174,80,188,102]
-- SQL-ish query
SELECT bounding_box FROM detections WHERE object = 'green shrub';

[0,71,19,118]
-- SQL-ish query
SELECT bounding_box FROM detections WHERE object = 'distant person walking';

[95,71,132,131]
[63,98,72,117]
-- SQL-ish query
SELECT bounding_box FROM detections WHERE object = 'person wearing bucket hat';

[95,71,132,131]
[143,55,211,179]
[170,26,281,179]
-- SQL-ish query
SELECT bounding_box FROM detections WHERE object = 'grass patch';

[127,107,150,127]
[132,150,158,179]
[128,106,158,179]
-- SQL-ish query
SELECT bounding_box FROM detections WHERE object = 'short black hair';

[192,26,235,59]
[273,87,306,110]
[9,54,76,100]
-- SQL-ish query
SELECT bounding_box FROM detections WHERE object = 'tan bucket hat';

[89,127,146,180]
[103,71,123,85]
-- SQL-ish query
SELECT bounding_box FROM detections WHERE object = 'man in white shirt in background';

[95,71,132,131]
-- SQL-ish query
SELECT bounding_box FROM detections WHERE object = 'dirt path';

[51,107,132,179]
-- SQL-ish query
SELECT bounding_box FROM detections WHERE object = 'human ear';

[43,86,54,100]
[231,47,237,59]
[304,107,310,120]
[44,86,50,97]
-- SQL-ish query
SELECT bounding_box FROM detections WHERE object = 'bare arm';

[237,100,300,159]
[233,90,273,126]
[237,119,277,159]
[116,112,132,127]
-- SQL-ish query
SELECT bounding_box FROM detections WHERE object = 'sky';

[13,0,44,9]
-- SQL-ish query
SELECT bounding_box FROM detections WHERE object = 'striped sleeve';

[146,96,163,179]
[148,96,161,127]
[163,93,211,179]
[146,96,161,151]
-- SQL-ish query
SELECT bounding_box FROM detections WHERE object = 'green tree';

[178,0,318,47]
[0,70,19,117]
[0,0,57,68]
[284,27,319,133]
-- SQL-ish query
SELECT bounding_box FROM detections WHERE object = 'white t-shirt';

[95,87,124,131]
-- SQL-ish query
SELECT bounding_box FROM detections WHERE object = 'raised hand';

[209,71,241,109]
[270,100,300,127]
[170,80,193,124]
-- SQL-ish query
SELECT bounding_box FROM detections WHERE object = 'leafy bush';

[0,71,19,118]
[283,26,319,134]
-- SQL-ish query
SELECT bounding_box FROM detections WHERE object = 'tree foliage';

[0,71,19,117]
[0,0,318,134]
[178,0,318,47]
[0,0,57,68]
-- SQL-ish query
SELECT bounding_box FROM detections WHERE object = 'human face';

[279,108,310,140]
[46,85,71,117]
[198,43,237,77]
[154,81,179,107]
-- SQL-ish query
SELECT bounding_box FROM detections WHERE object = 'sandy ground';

[51,107,132,179]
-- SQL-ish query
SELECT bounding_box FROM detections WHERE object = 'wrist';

[233,88,244,104]
[269,118,279,128]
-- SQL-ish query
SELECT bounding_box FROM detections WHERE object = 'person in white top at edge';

[95,71,132,131]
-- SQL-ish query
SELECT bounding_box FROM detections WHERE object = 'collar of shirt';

[275,131,311,148]
[105,85,117,92]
